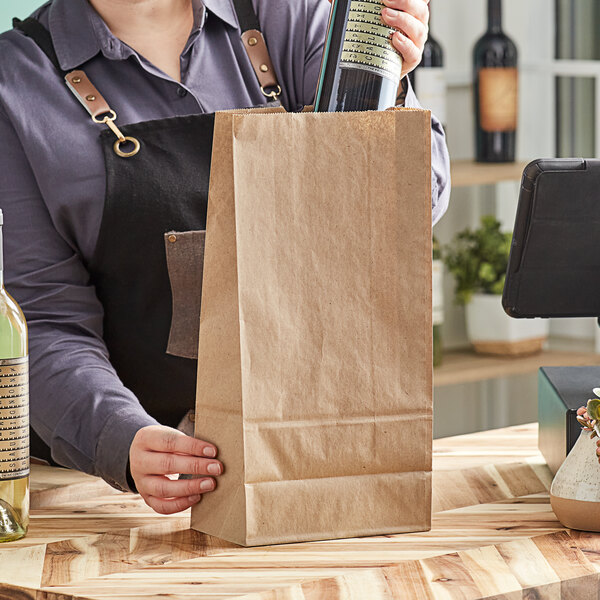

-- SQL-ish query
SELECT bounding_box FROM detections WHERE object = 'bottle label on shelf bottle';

[479,68,518,132]
[433,259,444,326]
[340,0,402,82]
[416,68,447,126]
[0,357,29,480]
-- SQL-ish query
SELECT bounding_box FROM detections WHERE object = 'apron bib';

[14,1,282,461]
[92,115,215,428]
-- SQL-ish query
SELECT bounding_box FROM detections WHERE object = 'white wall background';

[0,0,43,33]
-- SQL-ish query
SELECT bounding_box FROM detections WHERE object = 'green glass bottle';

[0,209,29,542]
[432,237,444,367]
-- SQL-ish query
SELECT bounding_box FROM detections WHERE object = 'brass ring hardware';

[248,37,258,46]
[113,136,141,158]
[261,84,282,99]
[92,111,140,158]
[92,110,117,124]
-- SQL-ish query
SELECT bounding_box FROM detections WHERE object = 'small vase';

[550,429,600,531]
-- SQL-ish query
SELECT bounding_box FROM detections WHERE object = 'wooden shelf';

[451,160,530,188]
[434,345,600,387]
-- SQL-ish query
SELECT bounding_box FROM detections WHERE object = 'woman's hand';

[129,425,223,514]
[327,0,430,79]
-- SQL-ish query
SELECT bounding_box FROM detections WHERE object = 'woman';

[0,0,449,515]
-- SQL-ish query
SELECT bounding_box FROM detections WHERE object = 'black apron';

[14,1,282,462]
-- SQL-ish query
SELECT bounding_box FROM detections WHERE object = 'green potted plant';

[444,216,548,356]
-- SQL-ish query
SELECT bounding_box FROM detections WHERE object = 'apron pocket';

[164,230,206,359]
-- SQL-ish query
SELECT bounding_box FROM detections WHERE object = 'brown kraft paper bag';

[192,109,432,546]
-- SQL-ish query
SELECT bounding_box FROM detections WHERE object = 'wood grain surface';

[1,423,591,600]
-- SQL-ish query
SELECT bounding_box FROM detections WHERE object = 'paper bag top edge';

[215,107,431,119]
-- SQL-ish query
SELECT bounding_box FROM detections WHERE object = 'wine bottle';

[473,0,518,162]
[411,1,446,127]
[0,209,29,542]
[314,0,403,112]
[432,236,443,368]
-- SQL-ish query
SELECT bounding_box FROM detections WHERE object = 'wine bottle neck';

[488,0,503,33]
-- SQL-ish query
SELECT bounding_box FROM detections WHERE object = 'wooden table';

[1,423,597,600]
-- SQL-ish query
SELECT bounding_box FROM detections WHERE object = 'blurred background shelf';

[450,160,529,188]
[434,337,600,387]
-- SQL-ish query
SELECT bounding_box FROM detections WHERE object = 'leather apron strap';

[12,17,65,75]
[231,0,282,99]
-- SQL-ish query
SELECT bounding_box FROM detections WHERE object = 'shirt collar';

[202,0,238,29]
[47,0,240,72]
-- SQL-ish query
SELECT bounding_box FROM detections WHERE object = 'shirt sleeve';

[0,106,158,492]
[403,77,451,226]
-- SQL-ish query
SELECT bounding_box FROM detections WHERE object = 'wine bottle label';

[0,357,29,480]
[416,68,447,126]
[479,67,518,132]
[340,0,402,82]
[432,259,444,326]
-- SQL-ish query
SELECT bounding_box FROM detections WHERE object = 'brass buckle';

[261,84,282,99]
[93,111,140,158]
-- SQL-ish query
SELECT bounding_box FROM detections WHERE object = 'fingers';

[382,7,429,51]
[139,450,223,477]
[129,425,224,516]
[383,0,429,25]
[381,1,429,76]
[141,475,216,499]
[145,494,203,515]
[135,426,217,458]
[391,31,422,72]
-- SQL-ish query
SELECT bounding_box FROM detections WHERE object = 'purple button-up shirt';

[0,0,450,492]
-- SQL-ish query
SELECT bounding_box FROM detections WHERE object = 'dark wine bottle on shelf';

[314,0,403,112]
[411,1,446,127]
[473,0,518,162]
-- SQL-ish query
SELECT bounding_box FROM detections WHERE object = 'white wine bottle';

[0,209,29,542]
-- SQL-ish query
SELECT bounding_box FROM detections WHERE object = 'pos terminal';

[503,158,600,473]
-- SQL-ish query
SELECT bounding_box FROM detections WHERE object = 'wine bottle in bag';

[0,209,29,542]
[314,0,403,112]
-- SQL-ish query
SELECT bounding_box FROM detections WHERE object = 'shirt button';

[177,87,188,98]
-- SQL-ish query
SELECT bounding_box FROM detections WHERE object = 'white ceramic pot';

[465,293,549,356]
[550,430,600,532]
